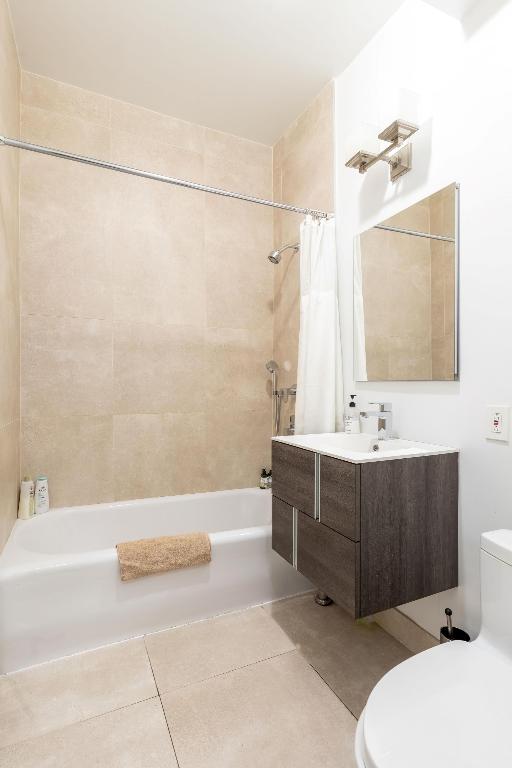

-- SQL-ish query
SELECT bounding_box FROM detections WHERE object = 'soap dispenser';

[344,395,361,434]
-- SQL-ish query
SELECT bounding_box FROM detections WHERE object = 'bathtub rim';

[0,523,271,581]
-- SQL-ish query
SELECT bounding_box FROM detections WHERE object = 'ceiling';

[8,0,475,145]
[8,0,407,144]
[424,0,479,16]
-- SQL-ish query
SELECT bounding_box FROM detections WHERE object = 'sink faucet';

[360,402,392,440]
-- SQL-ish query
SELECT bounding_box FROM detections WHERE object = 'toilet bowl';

[355,530,512,767]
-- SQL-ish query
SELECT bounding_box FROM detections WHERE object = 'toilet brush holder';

[440,607,470,644]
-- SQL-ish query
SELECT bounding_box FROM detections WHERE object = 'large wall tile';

[280,82,334,163]
[205,194,273,255]
[21,415,113,507]
[110,188,205,328]
[21,104,110,159]
[20,197,110,321]
[205,243,273,331]
[205,408,271,490]
[204,152,272,201]
[110,98,204,154]
[0,422,19,550]
[0,1,21,137]
[113,413,208,500]
[21,72,110,127]
[0,255,19,425]
[204,128,270,169]
[206,327,272,412]
[113,322,205,414]
[21,315,113,418]
[111,127,203,183]
[20,152,110,235]
[0,150,19,243]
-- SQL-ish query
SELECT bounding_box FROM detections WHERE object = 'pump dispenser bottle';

[344,394,361,434]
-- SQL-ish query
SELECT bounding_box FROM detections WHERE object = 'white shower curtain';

[295,216,343,435]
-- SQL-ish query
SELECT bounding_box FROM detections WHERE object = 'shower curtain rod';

[374,223,455,242]
[0,135,333,219]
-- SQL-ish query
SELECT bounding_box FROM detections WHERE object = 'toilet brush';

[440,607,470,643]
[445,608,453,639]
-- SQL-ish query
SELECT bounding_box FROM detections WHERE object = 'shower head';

[265,360,279,374]
[267,243,299,265]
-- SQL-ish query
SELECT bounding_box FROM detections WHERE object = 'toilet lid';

[362,640,512,768]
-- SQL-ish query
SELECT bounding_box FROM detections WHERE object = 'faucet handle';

[369,402,392,412]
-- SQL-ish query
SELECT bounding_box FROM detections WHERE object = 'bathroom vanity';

[271,434,458,617]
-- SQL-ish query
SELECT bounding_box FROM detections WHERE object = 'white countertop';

[272,433,458,464]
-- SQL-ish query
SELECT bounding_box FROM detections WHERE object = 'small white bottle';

[34,475,50,514]
[18,477,35,520]
[344,394,361,434]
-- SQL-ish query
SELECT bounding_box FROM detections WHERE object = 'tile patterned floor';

[0,595,411,767]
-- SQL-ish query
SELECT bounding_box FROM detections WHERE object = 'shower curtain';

[295,216,343,435]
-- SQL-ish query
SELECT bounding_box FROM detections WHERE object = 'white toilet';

[355,530,512,767]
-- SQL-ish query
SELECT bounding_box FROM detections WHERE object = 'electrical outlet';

[486,406,510,442]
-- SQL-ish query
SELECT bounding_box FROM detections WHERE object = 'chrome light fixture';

[345,119,418,182]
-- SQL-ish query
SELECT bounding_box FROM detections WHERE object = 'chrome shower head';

[265,360,279,374]
[267,243,299,265]
[268,250,282,264]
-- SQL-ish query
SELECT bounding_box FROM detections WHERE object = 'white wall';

[335,0,512,638]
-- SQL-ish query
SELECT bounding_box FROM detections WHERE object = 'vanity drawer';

[272,441,315,518]
[272,496,294,565]
[319,455,360,541]
[297,511,360,617]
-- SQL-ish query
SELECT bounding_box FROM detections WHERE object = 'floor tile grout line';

[156,647,298,697]
[305,661,359,721]
[143,635,181,768]
[0,694,162,752]
[157,696,182,768]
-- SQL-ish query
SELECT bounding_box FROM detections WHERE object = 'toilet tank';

[479,530,512,656]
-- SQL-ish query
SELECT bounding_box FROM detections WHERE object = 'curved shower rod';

[0,135,334,219]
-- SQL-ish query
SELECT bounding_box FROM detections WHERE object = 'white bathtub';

[0,488,311,673]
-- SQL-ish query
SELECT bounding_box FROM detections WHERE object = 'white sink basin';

[273,433,458,463]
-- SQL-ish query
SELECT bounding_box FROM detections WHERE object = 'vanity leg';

[314,591,333,606]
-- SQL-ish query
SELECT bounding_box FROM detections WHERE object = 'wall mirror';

[354,183,459,381]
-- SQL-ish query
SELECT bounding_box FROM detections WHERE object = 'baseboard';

[373,608,438,654]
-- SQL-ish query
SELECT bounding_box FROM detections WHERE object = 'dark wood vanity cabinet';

[272,441,316,517]
[271,496,294,565]
[271,441,458,618]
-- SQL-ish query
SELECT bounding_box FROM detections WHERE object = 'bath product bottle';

[18,477,35,520]
[344,395,361,434]
[34,475,50,514]
[265,470,272,490]
[259,469,268,489]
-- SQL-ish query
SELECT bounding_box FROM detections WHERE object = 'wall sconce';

[345,119,418,182]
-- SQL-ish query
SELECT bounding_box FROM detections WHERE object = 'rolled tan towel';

[116,532,211,581]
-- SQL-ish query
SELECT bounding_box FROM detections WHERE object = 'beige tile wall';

[20,73,273,506]
[272,83,335,433]
[0,0,20,549]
